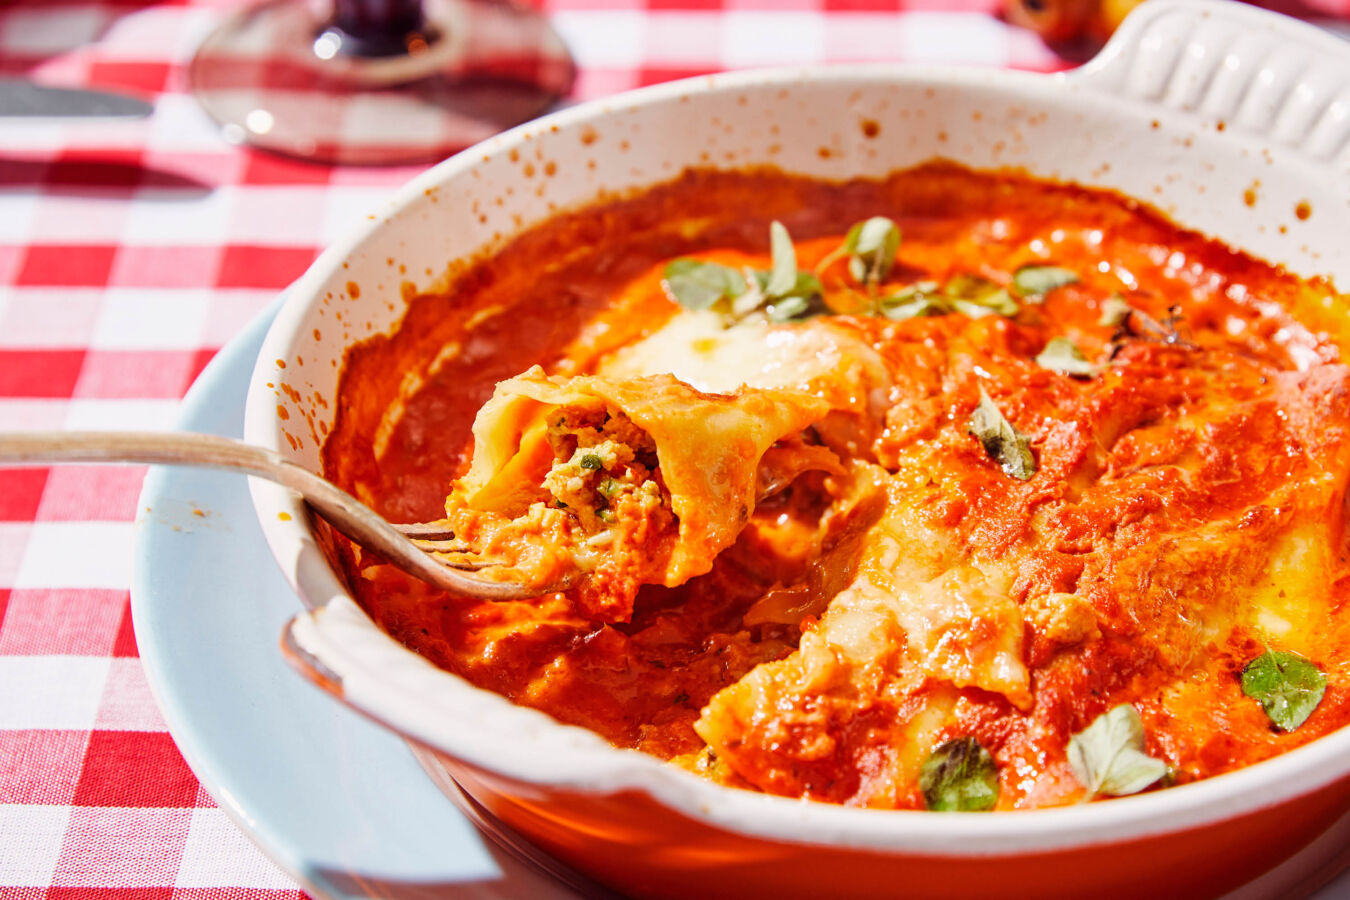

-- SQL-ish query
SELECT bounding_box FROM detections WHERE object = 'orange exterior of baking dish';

[440,755,1350,900]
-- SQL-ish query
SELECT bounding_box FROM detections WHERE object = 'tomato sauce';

[323,162,1350,808]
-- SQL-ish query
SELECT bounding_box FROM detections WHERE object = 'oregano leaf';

[1098,294,1135,327]
[662,259,745,311]
[953,293,1018,319]
[946,273,998,299]
[919,737,999,812]
[981,289,1019,317]
[968,387,1036,481]
[765,221,798,298]
[1035,337,1098,377]
[1013,264,1079,301]
[946,273,1019,318]
[1067,704,1168,799]
[845,216,901,286]
[880,282,950,320]
[951,299,995,319]
[766,295,811,322]
[1241,649,1326,732]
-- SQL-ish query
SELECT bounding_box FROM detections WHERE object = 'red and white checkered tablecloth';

[0,0,1347,898]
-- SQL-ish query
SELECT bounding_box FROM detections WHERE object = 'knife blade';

[0,79,153,118]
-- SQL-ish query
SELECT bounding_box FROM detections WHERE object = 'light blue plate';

[130,299,581,900]
[130,300,1350,900]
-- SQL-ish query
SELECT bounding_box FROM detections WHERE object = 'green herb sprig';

[845,216,902,286]
[879,274,1029,323]
[815,216,902,292]
[663,231,1084,331]
[757,221,824,321]
[661,220,823,325]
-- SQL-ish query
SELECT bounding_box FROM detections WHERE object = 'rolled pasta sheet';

[445,366,836,620]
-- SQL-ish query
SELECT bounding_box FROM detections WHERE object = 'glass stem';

[328,0,428,57]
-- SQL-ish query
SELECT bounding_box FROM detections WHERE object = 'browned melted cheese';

[323,163,1350,810]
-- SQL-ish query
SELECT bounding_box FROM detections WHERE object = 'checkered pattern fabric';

[0,0,1343,897]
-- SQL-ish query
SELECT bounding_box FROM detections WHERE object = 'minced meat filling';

[541,406,663,536]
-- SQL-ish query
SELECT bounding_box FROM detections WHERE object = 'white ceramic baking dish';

[244,2,1350,897]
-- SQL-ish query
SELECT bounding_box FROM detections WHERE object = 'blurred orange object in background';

[1004,0,1146,41]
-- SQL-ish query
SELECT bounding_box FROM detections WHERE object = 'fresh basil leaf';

[845,216,901,286]
[968,387,1036,481]
[1098,293,1135,327]
[662,259,745,311]
[1013,264,1079,301]
[1035,337,1098,377]
[919,737,999,812]
[1241,649,1326,732]
[1068,704,1168,799]
[765,221,799,298]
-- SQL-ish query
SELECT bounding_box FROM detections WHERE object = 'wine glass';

[188,0,575,165]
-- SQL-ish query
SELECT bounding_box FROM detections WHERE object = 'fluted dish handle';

[1069,0,1350,165]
